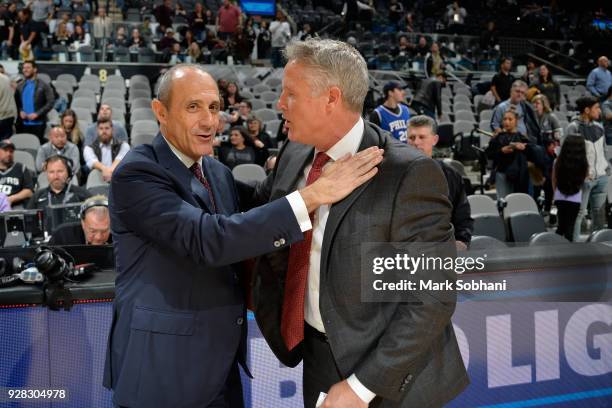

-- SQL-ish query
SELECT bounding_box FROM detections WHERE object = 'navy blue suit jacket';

[103,134,303,407]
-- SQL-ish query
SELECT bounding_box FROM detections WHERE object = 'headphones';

[43,155,74,180]
[79,198,109,220]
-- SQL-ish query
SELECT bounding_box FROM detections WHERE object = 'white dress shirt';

[162,136,312,233]
[83,140,130,169]
[296,118,376,404]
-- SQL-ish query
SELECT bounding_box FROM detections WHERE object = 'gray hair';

[512,80,528,90]
[283,38,368,113]
[156,64,218,107]
[408,115,437,134]
[82,195,109,219]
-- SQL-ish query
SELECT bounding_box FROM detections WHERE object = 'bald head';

[157,64,219,108]
[49,126,68,149]
[598,56,609,69]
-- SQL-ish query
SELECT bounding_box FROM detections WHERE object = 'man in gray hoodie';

[565,95,608,241]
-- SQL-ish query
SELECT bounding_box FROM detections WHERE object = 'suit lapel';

[274,142,314,199]
[153,134,214,213]
[202,156,232,215]
[320,124,385,277]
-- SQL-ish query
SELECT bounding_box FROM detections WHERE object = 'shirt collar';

[320,117,364,162]
[162,134,202,169]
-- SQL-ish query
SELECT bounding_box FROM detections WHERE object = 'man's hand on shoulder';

[322,380,368,408]
[300,146,384,213]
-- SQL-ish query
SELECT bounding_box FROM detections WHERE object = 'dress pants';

[302,323,344,408]
[114,360,244,408]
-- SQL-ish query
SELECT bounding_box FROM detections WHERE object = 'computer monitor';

[46,202,82,234]
[0,209,45,247]
[240,0,276,16]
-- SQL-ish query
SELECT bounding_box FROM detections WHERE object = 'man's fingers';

[352,166,378,188]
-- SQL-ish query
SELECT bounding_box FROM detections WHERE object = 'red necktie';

[281,152,331,351]
[190,162,217,213]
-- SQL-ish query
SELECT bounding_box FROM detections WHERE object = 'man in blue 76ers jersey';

[370,81,411,142]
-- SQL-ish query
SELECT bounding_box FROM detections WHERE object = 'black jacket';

[14,78,55,122]
[437,161,473,244]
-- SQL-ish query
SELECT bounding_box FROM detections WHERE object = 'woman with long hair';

[223,81,243,110]
[531,94,562,218]
[488,110,532,198]
[553,135,588,240]
[535,64,561,110]
[60,109,84,154]
[220,126,257,169]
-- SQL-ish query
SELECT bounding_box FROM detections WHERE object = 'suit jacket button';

[279,238,286,245]
[236,317,244,325]
[273,240,281,247]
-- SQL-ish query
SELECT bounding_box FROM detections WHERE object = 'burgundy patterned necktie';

[281,152,331,351]
[190,162,217,212]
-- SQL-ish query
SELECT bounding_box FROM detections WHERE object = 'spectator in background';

[83,117,130,181]
[230,26,253,64]
[222,81,243,110]
[0,72,17,140]
[216,0,241,41]
[479,20,499,52]
[522,60,538,87]
[180,29,197,50]
[414,35,428,59]
[54,21,72,44]
[154,0,174,34]
[14,60,55,142]
[602,86,612,145]
[230,99,252,127]
[446,1,467,33]
[491,57,515,104]
[535,64,560,110]
[246,115,275,149]
[552,134,588,241]
[407,115,473,249]
[29,0,52,32]
[257,20,271,59]
[165,42,184,64]
[532,94,562,142]
[532,94,560,218]
[370,81,410,143]
[112,26,129,48]
[57,12,74,36]
[158,27,177,52]
[128,28,147,49]
[0,2,18,60]
[92,8,113,45]
[402,12,418,33]
[74,14,89,33]
[388,0,404,26]
[60,109,84,154]
[139,17,153,41]
[296,22,313,41]
[586,56,611,101]
[219,125,257,169]
[565,96,608,241]
[18,8,38,59]
[270,10,291,68]
[393,35,413,58]
[411,72,447,120]
[71,24,91,49]
[425,42,445,78]
[27,155,90,228]
[488,110,533,198]
[0,139,34,207]
[189,2,207,41]
[35,126,80,173]
[85,104,128,146]
[186,42,205,63]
